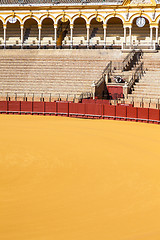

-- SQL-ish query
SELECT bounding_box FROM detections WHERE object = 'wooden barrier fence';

[0,101,159,124]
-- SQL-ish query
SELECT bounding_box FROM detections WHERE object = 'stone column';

[38,24,41,48]
[86,24,90,47]
[103,24,107,47]
[70,24,73,48]
[20,24,24,47]
[3,24,6,48]
[54,24,57,48]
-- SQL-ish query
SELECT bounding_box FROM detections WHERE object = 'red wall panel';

[8,101,21,112]
[69,103,77,115]
[149,109,160,122]
[94,104,102,116]
[76,103,86,115]
[116,105,127,118]
[127,106,137,120]
[102,99,110,105]
[0,101,8,112]
[33,102,44,113]
[107,86,123,99]
[137,108,149,122]
[82,99,93,104]
[44,102,56,113]
[0,100,158,124]
[85,103,95,115]
[103,105,116,118]
[57,102,69,115]
[21,101,32,113]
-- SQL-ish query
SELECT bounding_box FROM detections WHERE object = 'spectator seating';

[0,49,124,101]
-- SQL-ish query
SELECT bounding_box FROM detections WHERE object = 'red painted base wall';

[0,101,159,124]
[107,86,123,99]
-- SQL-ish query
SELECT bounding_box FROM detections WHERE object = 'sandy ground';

[0,115,160,240]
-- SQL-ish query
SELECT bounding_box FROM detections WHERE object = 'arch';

[106,16,124,45]
[5,15,22,24]
[72,17,87,46]
[0,16,5,25]
[129,13,152,24]
[72,14,88,25]
[131,16,150,45]
[40,14,55,25]
[105,14,125,24]
[22,15,40,25]
[23,17,39,45]
[55,14,71,25]
[88,14,104,24]
[155,15,160,24]
[89,16,104,46]
[41,17,55,45]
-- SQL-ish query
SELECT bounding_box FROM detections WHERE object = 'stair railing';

[122,49,143,71]
[122,49,135,71]
[102,61,112,76]
[96,61,112,85]
[127,62,144,90]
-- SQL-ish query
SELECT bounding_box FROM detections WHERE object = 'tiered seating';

[128,52,160,103]
[0,49,124,100]
[6,23,21,45]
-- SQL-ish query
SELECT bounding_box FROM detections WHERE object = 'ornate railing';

[0,0,123,4]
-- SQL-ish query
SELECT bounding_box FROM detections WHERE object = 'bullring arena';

[0,0,160,239]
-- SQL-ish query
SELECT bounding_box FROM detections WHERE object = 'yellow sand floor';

[0,115,160,240]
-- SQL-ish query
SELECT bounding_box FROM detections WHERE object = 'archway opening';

[24,18,38,45]
[107,17,123,45]
[90,18,103,45]
[73,18,86,45]
[132,17,150,44]
[0,20,3,45]
[6,20,20,45]
[158,22,160,44]
[41,18,54,45]
[57,17,70,47]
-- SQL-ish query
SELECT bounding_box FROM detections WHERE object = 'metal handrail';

[127,62,144,89]
[102,61,112,75]
[0,91,85,102]
[95,61,112,87]
[122,49,135,71]
[78,91,93,100]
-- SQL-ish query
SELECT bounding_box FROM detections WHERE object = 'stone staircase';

[0,49,124,101]
[128,52,160,103]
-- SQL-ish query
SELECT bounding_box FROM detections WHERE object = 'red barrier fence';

[0,101,159,124]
